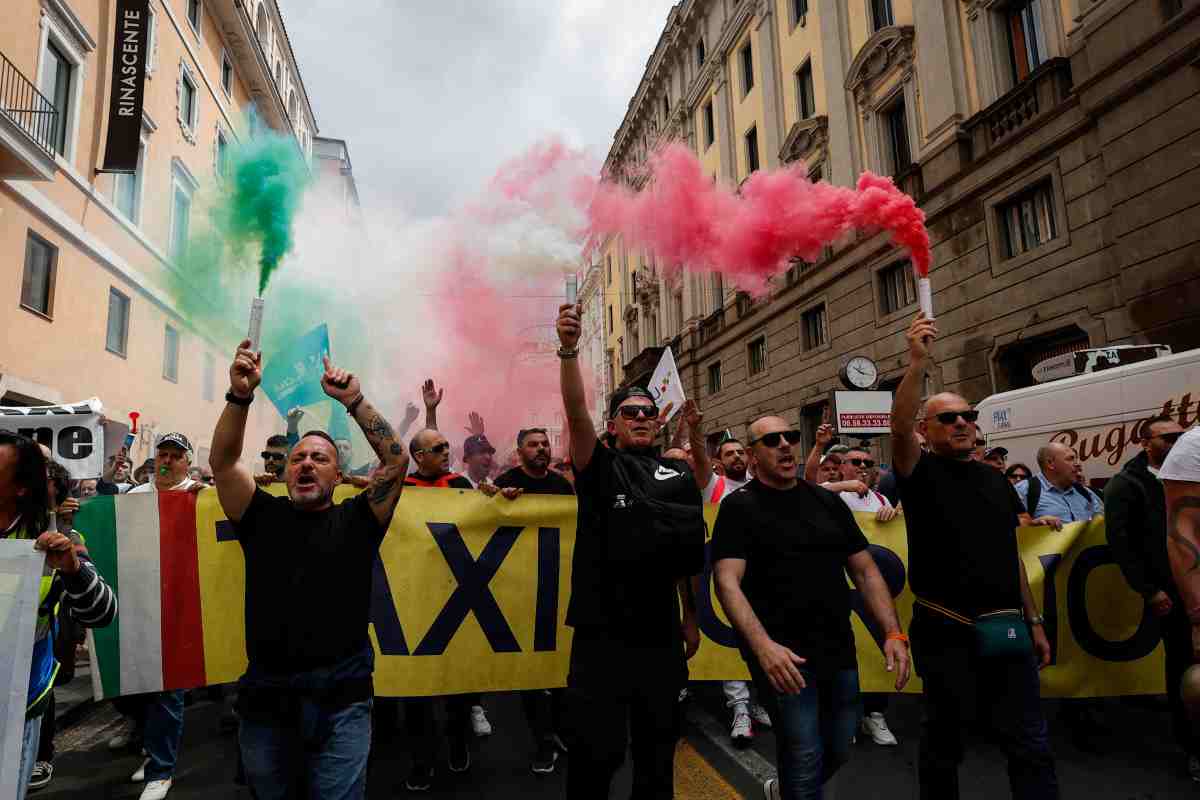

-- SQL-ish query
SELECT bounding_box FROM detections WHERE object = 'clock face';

[846,356,878,389]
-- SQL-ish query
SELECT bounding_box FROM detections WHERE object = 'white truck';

[975,347,1200,486]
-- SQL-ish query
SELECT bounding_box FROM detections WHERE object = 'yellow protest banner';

[189,488,1165,698]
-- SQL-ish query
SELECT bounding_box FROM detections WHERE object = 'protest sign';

[0,399,105,478]
[648,347,685,422]
[259,324,331,420]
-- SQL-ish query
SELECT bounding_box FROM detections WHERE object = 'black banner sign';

[100,0,150,173]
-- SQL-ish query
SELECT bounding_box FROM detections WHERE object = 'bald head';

[921,393,970,419]
[410,428,450,478]
[748,416,790,442]
[747,415,799,489]
[1038,442,1077,489]
[409,428,439,456]
[918,392,977,459]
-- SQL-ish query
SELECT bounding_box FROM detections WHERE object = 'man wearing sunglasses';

[890,313,1057,800]
[713,416,910,799]
[555,303,704,800]
[256,435,290,484]
[1107,415,1198,780]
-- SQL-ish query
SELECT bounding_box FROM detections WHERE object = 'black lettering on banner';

[1067,545,1160,662]
[697,541,739,649]
[17,427,54,449]
[533,527,560,652]
[370,555,409,655]
[1038,554,1062,664]
[413,523,522,656]
[849,544,906,648]
[57,425,94,460]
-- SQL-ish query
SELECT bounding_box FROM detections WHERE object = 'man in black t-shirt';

[210,342,408,800]
[713,415,910,800]
[489,427,573,774]
[890,314,1057,800]
[555,303,704,800]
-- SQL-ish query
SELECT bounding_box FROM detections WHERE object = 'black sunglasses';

[930,409,980,425]
[418,442,451,455]
[749,430,803,448]
[848,458,875,468]
[1154,431,1184,444]
[1010,471,1031,480]
[261,451,286,461]
[615,405,659,421]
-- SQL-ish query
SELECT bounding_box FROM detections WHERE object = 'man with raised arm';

[209,340,408,800]
[556,303,705,800]
[890,314,1057,800]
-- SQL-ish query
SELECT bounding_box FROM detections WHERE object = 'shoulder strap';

[913,596,973,625]
[1026,477,1041,518]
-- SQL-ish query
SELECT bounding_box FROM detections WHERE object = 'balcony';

[623,344,665,388]
[965,58,1073,159]
[698,308,726,346]
[0,52,59,180]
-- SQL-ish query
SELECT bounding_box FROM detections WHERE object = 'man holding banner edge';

[890,313,1058,800]
[210,339,408,800]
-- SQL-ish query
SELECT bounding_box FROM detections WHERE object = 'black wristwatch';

[225,389,254,406]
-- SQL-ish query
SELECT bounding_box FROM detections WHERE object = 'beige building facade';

[599,0,1200,460]
[0,0,322,469]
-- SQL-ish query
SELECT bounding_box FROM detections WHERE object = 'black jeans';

[403,696,472,768]
[522,689,565,745]
[563,632,685,800]
[1163,601,1199,757]
[911,609,1058,800]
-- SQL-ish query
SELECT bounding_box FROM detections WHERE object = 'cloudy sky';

[286,0,678,219]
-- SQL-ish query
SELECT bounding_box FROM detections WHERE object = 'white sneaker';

[470,705,492,737]
[131,758,150,783]
[138,778,172,800]
[750,703,772,729]
[861,712,898,746]
[730,708,753,747]
[108,732,131,750]
[763,777,780,800]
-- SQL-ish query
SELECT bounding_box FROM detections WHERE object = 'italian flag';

[76,493,209,698]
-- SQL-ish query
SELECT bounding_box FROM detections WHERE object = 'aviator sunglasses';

[749,430,803,448]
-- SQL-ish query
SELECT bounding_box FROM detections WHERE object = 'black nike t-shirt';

[494,467,575,496]
[567,439,703,646]
[711,479,869,676]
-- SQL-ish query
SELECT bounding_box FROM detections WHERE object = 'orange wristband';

[886,632,909,644]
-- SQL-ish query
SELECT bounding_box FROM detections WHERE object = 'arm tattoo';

[361,412,396,442]
[368,476,399,505]
[1169,497,1200,574]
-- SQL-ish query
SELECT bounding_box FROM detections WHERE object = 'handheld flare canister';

[247,297,265,351]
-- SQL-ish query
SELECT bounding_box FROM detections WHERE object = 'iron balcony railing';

[0,51,59,157]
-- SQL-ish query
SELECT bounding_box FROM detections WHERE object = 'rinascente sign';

[100,0,150,173]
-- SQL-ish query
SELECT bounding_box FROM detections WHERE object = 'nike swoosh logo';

[654,466,681,481]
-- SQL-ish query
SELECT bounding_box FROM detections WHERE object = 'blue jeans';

[17,714,41,800]
[751,666,861,800]
[240,698,371,800]
[144,690,186,781]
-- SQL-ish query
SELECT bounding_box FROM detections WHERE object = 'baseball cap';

[984,446,1009,459]
[607,386,656,419]
[463,434,496,457]
[825,444,851,456]
[156,432,192,452]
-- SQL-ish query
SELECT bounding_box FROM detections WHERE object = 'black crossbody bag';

[609,454,706,579]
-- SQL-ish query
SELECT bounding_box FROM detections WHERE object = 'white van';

[975,348,1200,485]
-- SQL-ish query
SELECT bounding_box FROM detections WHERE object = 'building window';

[745,126,760,174]
[106,288,131,357]
[708,361,722,394]
[662,93,670,120]
[114,142,145,222]
[607,305,614,335]
[711,273,724,312]
[871,0,894,31]
[801,303,828,351]
[791,0,809,26]
[878,260,917,315]
[163,324,180,382]
[673,290,684,334]
[21,232,56,317]
[256,4,270,48]
[146,7,158,74]
[220,50,233,95]
[696,38,706,67]
[186,0,201,33]
[289,91,299,122]
[740,43,754,96]
[606,255,612,284]
[884,98,911,176]
[748,336,767,376]
[275,61,283,86]
[42,40,74,156]
[202,351,215,402]
[607,351,616,394]
[703,101,715,148]
[796,62,815,119]
[179,66,198,135]
[169,168,194,263]
[1007,0,1047,83]
[998,180,1058,259]
[216,130,229,177]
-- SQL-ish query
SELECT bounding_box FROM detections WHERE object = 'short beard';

[290,483,334,510]
[726,465,747,481]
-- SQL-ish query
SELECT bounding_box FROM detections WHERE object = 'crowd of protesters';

[7,306,1200,800]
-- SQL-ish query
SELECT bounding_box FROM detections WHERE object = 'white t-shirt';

[129,477,198,494]
[1160,428,1200,482]
[703,473,748,504]
[821,484,892,513]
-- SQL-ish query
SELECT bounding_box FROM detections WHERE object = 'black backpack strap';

[1026,477,1041,518]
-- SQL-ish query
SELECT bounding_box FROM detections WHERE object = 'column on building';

[753,0,784,169]
[914,0,969,150]
[816,0,861,187]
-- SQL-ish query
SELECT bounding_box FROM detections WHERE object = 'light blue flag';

[260,324,331,420]
[0,540,45,797]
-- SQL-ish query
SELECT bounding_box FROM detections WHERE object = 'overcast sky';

[286,0,678,219]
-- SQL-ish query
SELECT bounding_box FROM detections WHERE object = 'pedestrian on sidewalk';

[713,415,910,800]
[3,433,117,800]
[890,313,1058,800]
[555,304,705,800]
[210,343,408,800]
